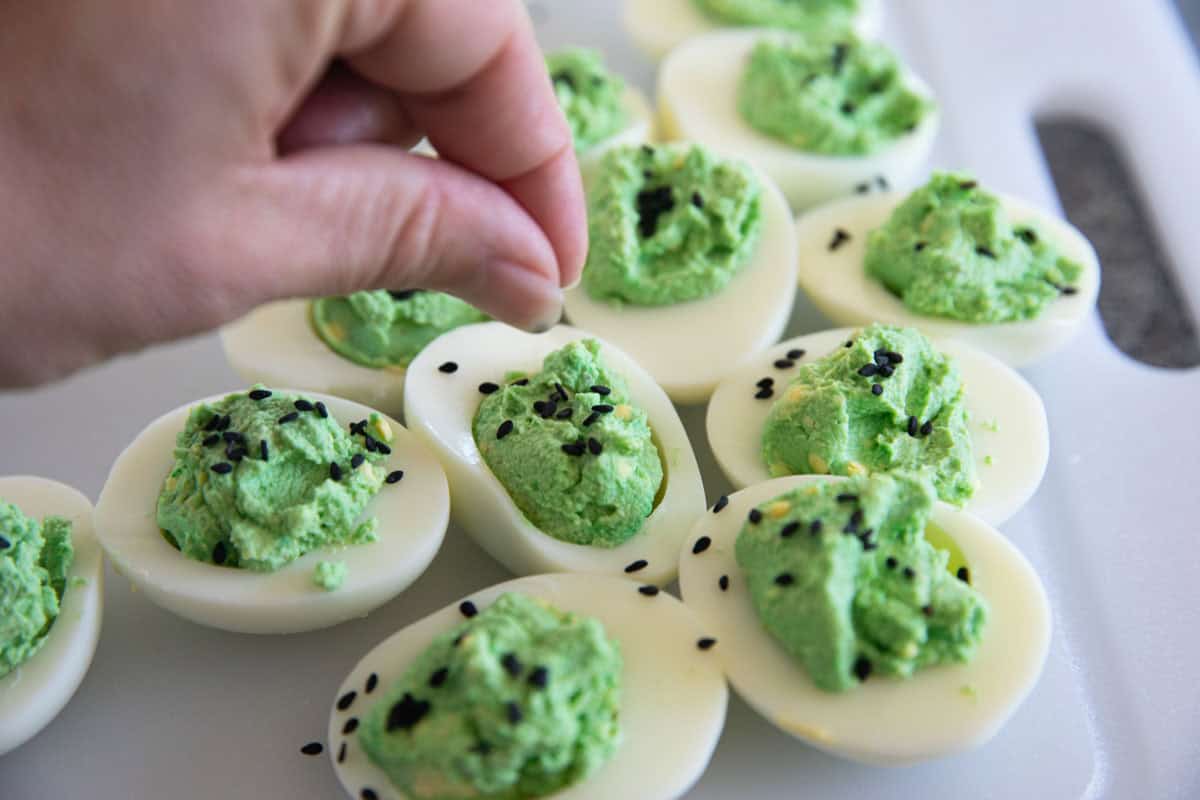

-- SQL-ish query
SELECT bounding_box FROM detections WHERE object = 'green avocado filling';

[762,325,975,505]
[473,340,663,547]
[313,560,347,592]
[736,473,987,692]
[0,501,73,679]
[864,173,1084,322]
[359,592,623,800]
[583,144,762,306]
[156,387,389,572]
[311,290,488,369]
[694,0,859,33]
[738,37,933,156]
[546,48,629,153]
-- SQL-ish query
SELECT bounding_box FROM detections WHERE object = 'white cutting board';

[0,1,1197,797]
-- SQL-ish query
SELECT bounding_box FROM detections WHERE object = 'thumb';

[214,144,566,331]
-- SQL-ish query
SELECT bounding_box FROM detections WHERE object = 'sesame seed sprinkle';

[757,377,774,388]
[836,493,857,503]
[787,349,806,360]
[366,673,378,693]
[343,718,359,735]
[957,566,971,584]
[385,694,430,732]
[922,604,934,617]
[362,789,379,800]
[713,495,729,513]
[315,402,328,418]
[202,434,220,447]
[337,691,357,711]
[592,404,614,413]
[385,470,404,484]
[210,462,233,475]
[587,437,603,455]
[590,385,611,396]
[903,566,916,580]
[853,657,873,681]
[749,509,763,524]
[959,180,978,190]
[512,378,529,386]
[774,358,795,369]
[438,361,459,374]
[562,442,586,456]
[858,363,878,377]
[781,522,800,538]
[337,742,346,763]
[810,520,823,535]
[582,412,601,427]
[638,585,660,597]
[907,416,919,437]
[697,638,717,651]
[260,440,269,461]
[529,667,549,689]
[975,246,997,259]
[871,384,884,396]
[212,542,228,565]
[719,575,730,591]
[429,668,449,688]
[294,399,314,412]
[0,536,9,550]
[497,420,514,439]
[506,702,523,724]
[920,421,933,436]
[556,407,573,420]
[278,412,299,425]
[755,387,774,400]
[479,382,499,395]
[329,462,343,481]
[351,453,364,469]
[459,601,478,618]
[625,559,648,573]
[886,557,898,569]
[915,241,927,252]
[502,653,523,677]
[775,573,795,587]
[693,536,712,554]
[248,389,271,401]
[828,228,851,251]
[300,742,323,756]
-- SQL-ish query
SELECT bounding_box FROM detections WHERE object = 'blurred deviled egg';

[94,387,449,634]
[564,142,798,403]
[625,0,882,62]
[328,573,727,800]
[677,473,1051,764]
[0,477,103,755]
[221,290,488,420]
[659,30,938,211]
[404,323,705,586]
[706,325,1049,526]
[795,172,1101,366]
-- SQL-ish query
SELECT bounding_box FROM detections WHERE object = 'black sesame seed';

[212,541,228,565]
[858,363,878,377]
[755,387,774,400]
[248,389,272,401]
[903,566,916,580]
[350,420,367,436]
[460,601,478,618]
[775,573,795,587]
[343,718,359,735]
[907,416,919,437]
[315,401,328,419]
[836,493,858,503]
[0,536,9,550]
[853,657,873,681]
[361,790,379,800]
[749,509,763,524]
[787,349,806,360]
[294,399,314,412]
[876,175,890,190]
[590,385,611,396]
[429,667,449,688]
[878,364,894,378]
[625,559,649,573]
[845,340,854,348]
[210,462,233,475]
[512,378,529,386]
[957,566,971,584]
[693,536,712,554]
[638,585,660,597]
[217,415,232,431]
[562,442,586,456]
[528,666,549,689]
[203,414,221,432]
[774,358,795,369]
[828,228,851,251]
[329,462,343,481]
[531,400,546,415]
[202,434,220,447]
[338,691,357,711]
[592,404,615,414]
[257,440,268,461]
[719,574,730,591]
[1016,227,1038,245]
[914,241,927,252]
[438,361,459,374]
[975,245,997,259]
[278,412,299,425]
[351,453,365,469]
[831,42,848,72]
[385,470,404,484]
[389,289,420,301]
[337,742,347,763]
[920,421,933,436]
[222,431,244,444]
[502,653,523,677]
[226,446,246,462]
[497,420,514,439]
[691,192,704,209]
[506,702,523,724]
[885,351,903,364]
[781,522,800,538]
[867,78,886,93]
[958,180,978,190]
[582,411,601,427]
[757,377,775,388]
[922,604,934,617]
[810,519,823,535]
[855,182,871,194]
[300,742,323,756]
[886,556,898,570]
[1061,285,1079,296]
[366,673,378,694]
[479,382,500,395]
[713,495,729,513]
[586,437,602,456]
[871,384,884,396]
[840,100,856,115]
[554,383,568,402]
[555,407,573,420]
[385,693,430,732]
[636,185,676,238]
[697,637,717,651]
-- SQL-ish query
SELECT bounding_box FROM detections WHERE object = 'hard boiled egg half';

[795,192,1101,367]
[328,573,728,800]
[677,475,1051,765]
[404,322,705,586]
[624,0,883,62]
[658,29,939,211]
[93,391,449,634]
[706,328,1049,526]
[0,476,103,755]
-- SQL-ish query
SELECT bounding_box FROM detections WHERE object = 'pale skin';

[0,0,586,387]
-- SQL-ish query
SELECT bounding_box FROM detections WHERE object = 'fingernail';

[529,298,564,334]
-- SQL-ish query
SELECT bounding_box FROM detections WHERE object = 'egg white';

[578,86,656,186]
[677,474,1051,765]
[0,476,103,756]
[93,392,449,634]
[794,191,1102,367]
[658,29,939,212]
[403,322,705,586]
[623,0,883,62]
[705,327,1049,526]
[329,572,728,800]
[563,160,798,405]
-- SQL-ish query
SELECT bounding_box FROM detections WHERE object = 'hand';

[0,0,585,386]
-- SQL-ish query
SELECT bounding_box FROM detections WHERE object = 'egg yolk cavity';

[0,500,73,679]
[736,473,986,692]
[473,339,664,548]
[311,290,488,369]
[547,48,629,153]
[738,37,933,156]
[156,387,389,571]
[583,143,762,306]
[761,324,976,505]
[358,592,623,800]
[865,173,1084,322]
[694,0,859,33]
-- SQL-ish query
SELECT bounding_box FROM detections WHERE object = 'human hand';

[0,0,585,386]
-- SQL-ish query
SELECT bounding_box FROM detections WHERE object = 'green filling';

[864,173,1085,322]
[546,49,629,153]
[738,37,933,156]
[761,324,975,505]
[473,340,662,547]
[694,0,859,32]
[583,144,762,306]
[311,290,487,369]
[313,560,347,592]
[0,501,74,679]
[736,473,987,692]
[359,593,622,800]
[155,387,388,572]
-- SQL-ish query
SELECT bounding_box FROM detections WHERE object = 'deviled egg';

[0,476,103,755]
[659,30,939,211]
[795,173,1101,366]
[329,573,728,800]
[93,388,449,634]
[706,325,1049,526]
[624,0,883,62]
[221,291,487,420]
[563,142,798,403]
[404,322,704,586]
[677,474,1051,765]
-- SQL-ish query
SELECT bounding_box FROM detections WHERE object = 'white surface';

[676,475,1051,766]
[93,392,449,634]
[329,573,728,800]
[403,323,705,587]
[0,1,1197,798]
[657,28,939,211]
[705,327,1051,526]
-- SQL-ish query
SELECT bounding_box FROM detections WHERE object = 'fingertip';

[502,144,589,289]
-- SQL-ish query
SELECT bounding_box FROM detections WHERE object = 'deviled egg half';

[677,474,1051,765]
[0,477,103,755]
[328,573,728,800]
[404,322,705,586]
[564,142,798,403]
[795,173,1101,366]
[624,0,882,62]
[659,29,939,211]
[94,388,449,634]
[706,325,1049,526]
